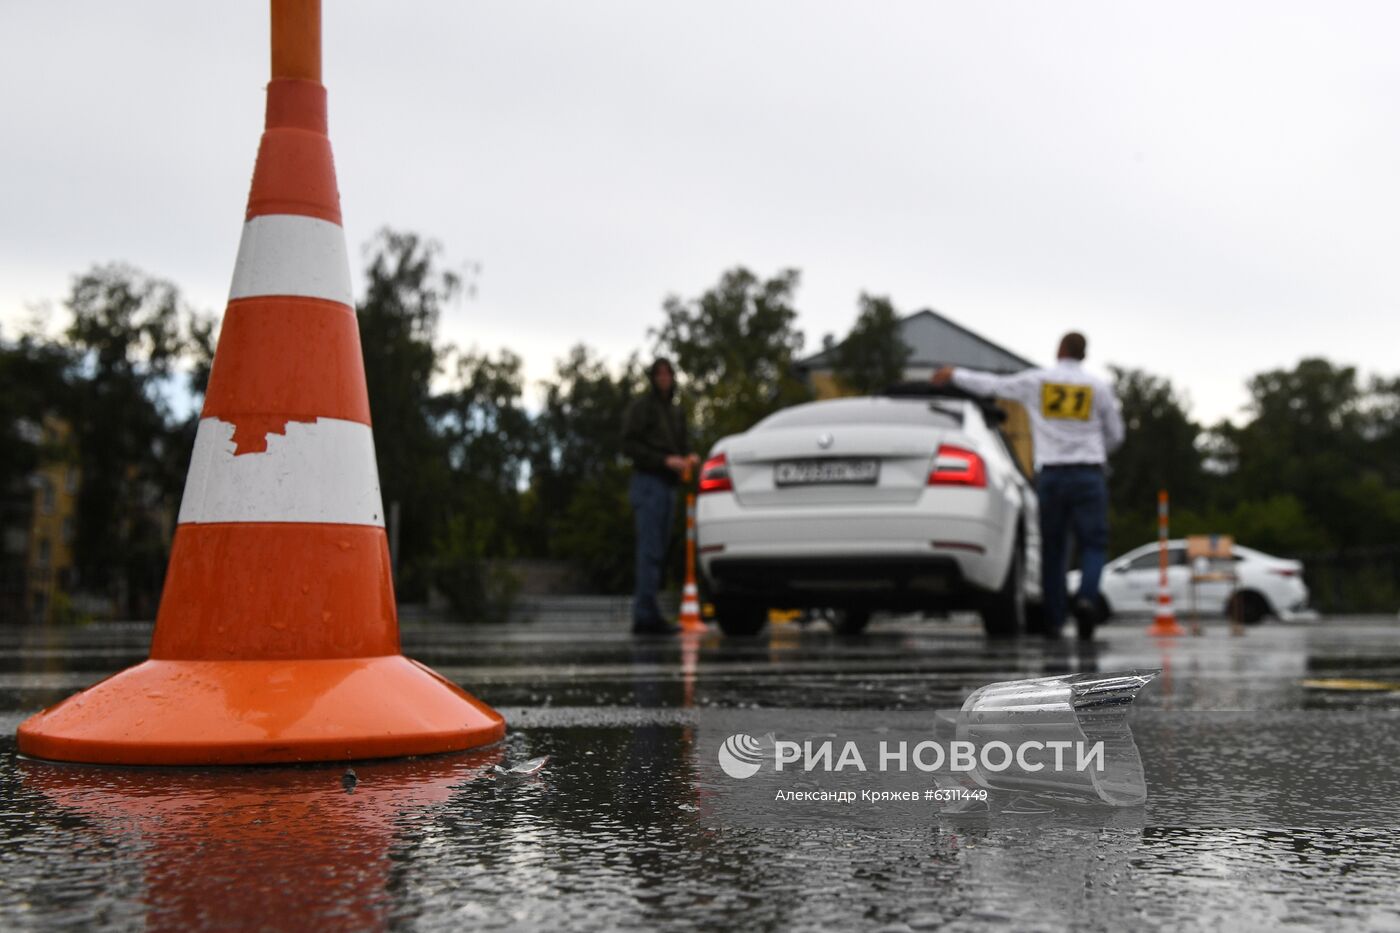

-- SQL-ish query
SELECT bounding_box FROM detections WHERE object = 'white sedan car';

[1071,540,1314,625]
[695,391,1042,637]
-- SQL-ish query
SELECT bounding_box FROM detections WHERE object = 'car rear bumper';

[699,504,1009,581]
[1274,582,1315,621]
[704,554,975,611]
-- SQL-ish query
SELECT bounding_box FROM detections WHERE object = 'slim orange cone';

[1148,585,1184,637]
[678,475,708,633]
[679,581,706,632]
[1147,489,1185,637]
[16,0,505,765]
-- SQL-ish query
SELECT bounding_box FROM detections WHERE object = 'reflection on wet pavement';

[3,616,1400,930]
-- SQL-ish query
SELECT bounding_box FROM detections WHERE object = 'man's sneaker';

[1072,598,1098,641]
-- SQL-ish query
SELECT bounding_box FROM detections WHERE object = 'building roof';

[797,308,1036,375]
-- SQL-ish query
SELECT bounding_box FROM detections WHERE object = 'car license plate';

[774,458,879,487]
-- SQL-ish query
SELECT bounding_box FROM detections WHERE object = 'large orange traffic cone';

[16,0,504,765]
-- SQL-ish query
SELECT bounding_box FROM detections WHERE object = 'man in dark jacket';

[622,358,697,635]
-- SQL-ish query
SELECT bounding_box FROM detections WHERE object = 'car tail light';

[929,445,987,487]
[698,454,733,493]
[1270,567,1300,577]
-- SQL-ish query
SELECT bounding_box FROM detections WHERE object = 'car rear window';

[756,399,964,430]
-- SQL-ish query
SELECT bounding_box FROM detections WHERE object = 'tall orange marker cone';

[678,470,708,633]
[1147,489,1185,637]
[16,0,505,765]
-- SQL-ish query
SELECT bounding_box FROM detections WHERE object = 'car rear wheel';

[832,609,872,636]
[714,597,768,637]
[1024,600,1047,635]
[1227,590,1270,625]
[980,541,1026,639]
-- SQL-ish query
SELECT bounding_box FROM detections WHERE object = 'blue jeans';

[1037,466,1109,634]
[630,472,677,628]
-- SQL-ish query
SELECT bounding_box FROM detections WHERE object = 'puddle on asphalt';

[2,620,1400,929]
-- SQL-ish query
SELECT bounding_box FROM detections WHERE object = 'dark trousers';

[630,472,677,628]
[1037,466,1109,634]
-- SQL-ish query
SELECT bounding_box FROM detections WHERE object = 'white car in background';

[1071,540,1314,625]
[695,389,1042,638]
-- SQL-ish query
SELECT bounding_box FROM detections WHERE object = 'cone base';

[1148,617,1186,637]
[17,656,505,766]
[678,614,708,633]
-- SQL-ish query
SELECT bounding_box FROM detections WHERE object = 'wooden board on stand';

[1186,534,1242,635]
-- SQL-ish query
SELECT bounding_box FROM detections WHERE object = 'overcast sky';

[3,2,1398,424]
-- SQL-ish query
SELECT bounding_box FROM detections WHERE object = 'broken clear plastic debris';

[493,755,549,776]
[940,669,1159,807]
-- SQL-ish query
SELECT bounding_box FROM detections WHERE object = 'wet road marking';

[1301,678,1400,692]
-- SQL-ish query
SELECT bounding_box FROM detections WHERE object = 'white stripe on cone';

[178,417,384,526]
[229,214,353,305]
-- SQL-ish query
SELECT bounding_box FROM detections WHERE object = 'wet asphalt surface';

[2,612,1400,931]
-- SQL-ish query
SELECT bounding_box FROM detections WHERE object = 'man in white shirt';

[933,332,1124,641]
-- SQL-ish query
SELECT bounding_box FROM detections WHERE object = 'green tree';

[0,333,74,618]
[1209,358,1371,551]
[432,347,532,555]
[528,345,643,591]
[0,334,72,500]
[1362,375,1400,488]
[437,349,530,487]
[1172,495,1332,557]
[63,264,197,616]
[356,229,459,600]
[184,311,219,401]
[652,267,811,455]
[428,349,531,623]
[831,293,911,394]
[356,228,529,620]
[1106,367,1206,553]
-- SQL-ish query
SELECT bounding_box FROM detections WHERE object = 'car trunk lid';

[725,423,962,507]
